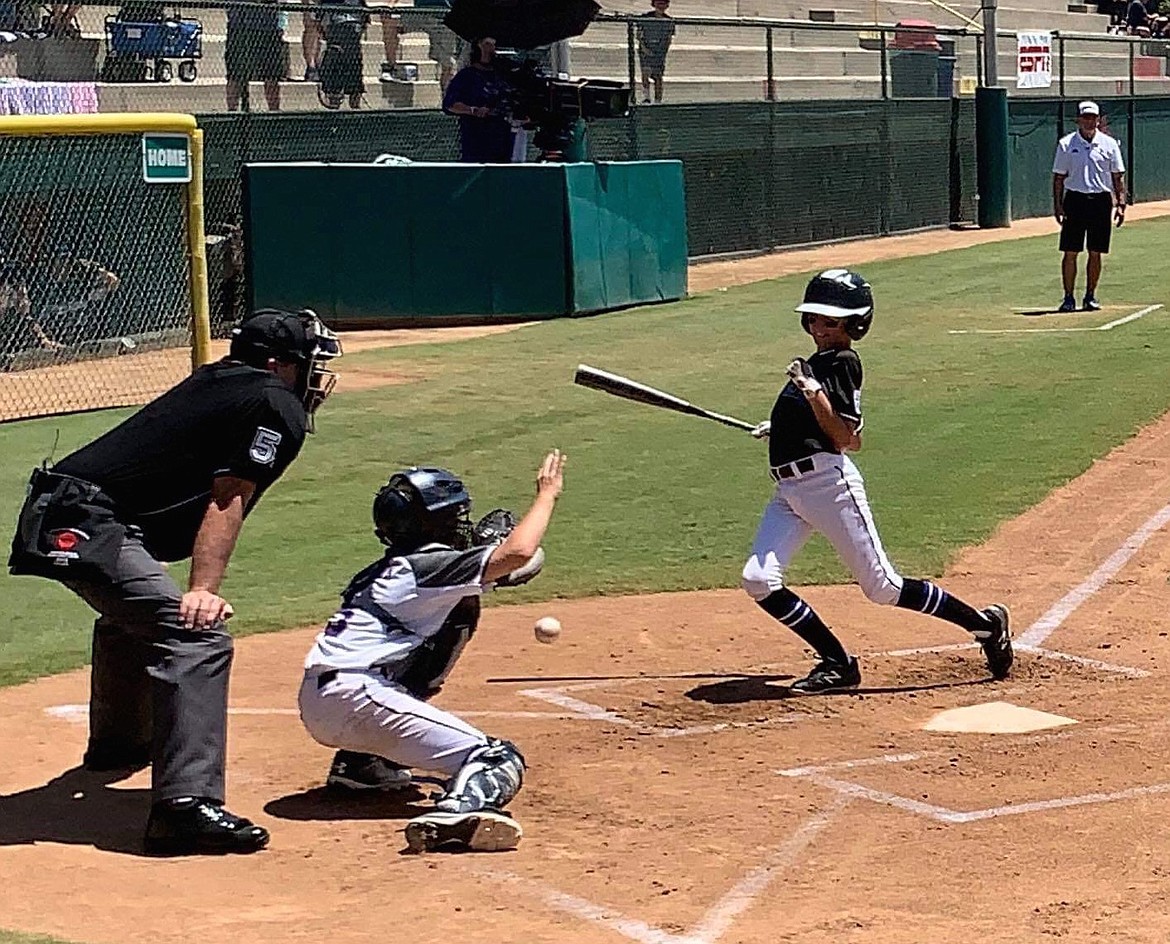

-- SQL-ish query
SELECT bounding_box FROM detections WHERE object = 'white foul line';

[1018,499,1170,647]
[949,303,1162,334]
[688,795,849,943]
[804,773,1170,824]
[43,704,574,724]
[486,798,848,944]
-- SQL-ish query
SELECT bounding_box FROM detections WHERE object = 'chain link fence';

[0,129,192,421]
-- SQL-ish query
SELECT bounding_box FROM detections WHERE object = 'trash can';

[889,19,940,98]
[936,37,957,97]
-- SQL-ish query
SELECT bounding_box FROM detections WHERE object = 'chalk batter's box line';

[776,747,1170,824]
[950,302,1163,335]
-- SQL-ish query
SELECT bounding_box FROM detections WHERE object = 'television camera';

[493,52,630,161]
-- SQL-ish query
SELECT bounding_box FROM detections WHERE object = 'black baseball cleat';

[1058,295,1077,313]
[144,798,270,856]
[1082,295,1102,312]
[82,740,151,773]
[789,657,862,695]
[326,751,413,791]
[976,603,1013,680]
[403,809,522,853]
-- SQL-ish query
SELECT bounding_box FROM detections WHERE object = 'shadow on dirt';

[264,784,434,821]
[687,675,989,704]
[0,765,151,855]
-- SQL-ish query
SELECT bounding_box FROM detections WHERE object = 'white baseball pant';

[298,670,489,776]
[741,452,904,605]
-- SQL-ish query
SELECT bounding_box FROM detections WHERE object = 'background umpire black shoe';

[144,798,270,855]
[82,740,151,773]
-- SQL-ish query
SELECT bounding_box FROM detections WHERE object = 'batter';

[742,269,1013,694]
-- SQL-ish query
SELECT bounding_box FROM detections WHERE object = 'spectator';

[415,0,459,94]
[46,3,80,36]
[1126,0,1151,34]
[377,0,404,82]
[442,37,515,163]
[636,0,675,104]
[0,263,58,370]
[225,0,287,112]
[302,1,322,82]
[316,0,369,109]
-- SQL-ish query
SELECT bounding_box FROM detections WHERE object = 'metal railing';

[0,3,1165,111]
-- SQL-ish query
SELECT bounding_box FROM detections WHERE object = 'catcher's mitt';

[471,507,544,587]
[472,508,517,546]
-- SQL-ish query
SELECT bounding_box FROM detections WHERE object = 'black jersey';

[54,360,307,561]
[768,348,863,466]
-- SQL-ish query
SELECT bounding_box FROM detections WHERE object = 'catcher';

[298,449,566,853]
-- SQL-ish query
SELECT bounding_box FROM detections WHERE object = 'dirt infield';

[4,213,1170,942]
[3,383,1170,942]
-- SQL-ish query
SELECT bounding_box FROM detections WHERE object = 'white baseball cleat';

[403,810,522,853]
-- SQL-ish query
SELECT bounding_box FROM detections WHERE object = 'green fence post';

[564,119,588,163]
[975,85,1011,227]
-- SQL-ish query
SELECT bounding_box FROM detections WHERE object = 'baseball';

[534,616,562,644]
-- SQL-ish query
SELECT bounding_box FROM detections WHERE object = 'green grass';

[0,932,75,944]
[2,217,1169,687]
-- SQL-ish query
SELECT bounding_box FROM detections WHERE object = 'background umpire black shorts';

[1060,190,1113,253]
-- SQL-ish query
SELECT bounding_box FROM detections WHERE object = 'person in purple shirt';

[442,37,515,163]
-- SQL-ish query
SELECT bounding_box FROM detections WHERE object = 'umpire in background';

[1052,100,1127,313]
[8,309,341,855]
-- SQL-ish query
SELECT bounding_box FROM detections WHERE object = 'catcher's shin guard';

[435,739,525,814]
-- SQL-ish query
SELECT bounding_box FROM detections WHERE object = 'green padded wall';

[1133,98,1170,201]
[244,161,687,323]
[564,161,687,313]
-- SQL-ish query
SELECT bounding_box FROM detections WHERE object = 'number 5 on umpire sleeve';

[248,426,283,466]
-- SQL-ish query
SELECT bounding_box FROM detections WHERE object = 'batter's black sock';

[896,578,992,636]
[757,589,850,665]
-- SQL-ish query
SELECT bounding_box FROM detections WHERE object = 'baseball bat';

[573,364,756,433]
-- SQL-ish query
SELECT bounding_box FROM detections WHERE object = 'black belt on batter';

[316,665,394,689]
[771,456,816,481]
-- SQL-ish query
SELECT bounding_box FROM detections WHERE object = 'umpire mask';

[230,308,343,432]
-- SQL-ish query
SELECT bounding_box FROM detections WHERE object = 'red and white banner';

[1017,31,1053,89]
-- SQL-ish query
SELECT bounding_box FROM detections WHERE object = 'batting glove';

[786,358,823,399]
[750,420,771,440]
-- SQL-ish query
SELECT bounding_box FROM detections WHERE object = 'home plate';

[924,701,1078,734]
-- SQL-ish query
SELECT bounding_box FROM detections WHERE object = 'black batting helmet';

[797,269,875,340]
[373,467,473,552]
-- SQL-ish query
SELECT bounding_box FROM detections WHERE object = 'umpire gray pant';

[66,530,234,804]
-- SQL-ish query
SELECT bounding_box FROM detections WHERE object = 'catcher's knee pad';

[436,739,526,814]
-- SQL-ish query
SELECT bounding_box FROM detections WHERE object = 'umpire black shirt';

[54,360,307,561]
[768,348,863,466]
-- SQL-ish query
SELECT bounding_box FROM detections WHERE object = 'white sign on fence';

[1017,31,1053,89]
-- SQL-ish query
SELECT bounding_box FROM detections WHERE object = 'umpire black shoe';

[83,740,151,773]
[144,798,270,856]
[404,809,522,853]
[326,751,413,791]
[976,604,1013,680]
[789,657,862,695]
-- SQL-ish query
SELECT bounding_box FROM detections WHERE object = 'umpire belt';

[770,456,817,482]
[315,665,395,689]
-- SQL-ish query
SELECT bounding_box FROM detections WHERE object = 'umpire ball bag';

[8,468,126,582]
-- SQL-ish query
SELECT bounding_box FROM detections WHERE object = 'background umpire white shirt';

[1052,130,1125,194]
